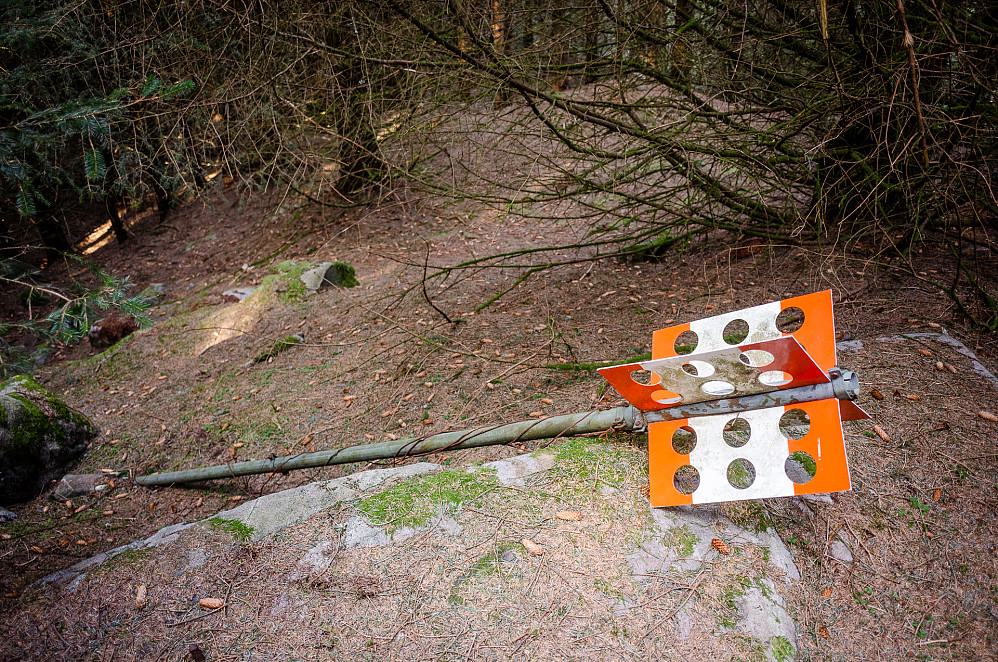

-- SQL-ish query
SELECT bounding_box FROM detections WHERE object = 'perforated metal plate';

[598,336,828,412]
[648,398,851,507]
[650,290,837,371]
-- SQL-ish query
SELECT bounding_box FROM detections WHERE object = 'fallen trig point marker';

[598,289,867,507]
[137,290,867,509]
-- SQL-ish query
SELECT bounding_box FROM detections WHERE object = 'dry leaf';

[198,597,225,610]
[917,348,932,357]
[934,421,950,431]
[932,488,942,501]
[821,587,833,599]
[872,425,890,442]
[229,495,245,502]
[232,442,244,449]
[556,510,582,521]
[521,539,544,556]
[541,397,554,405]
[29,546,44,554]
[935,361,944,370]
[422,419,433,425]
[819,624,830,639]
[711,538,730,555]
[300,434,314,446]
[979,411,998,422]
[135,584,148,610]
[870,389,884,400]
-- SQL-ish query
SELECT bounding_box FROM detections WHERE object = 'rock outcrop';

[0,375,95,504]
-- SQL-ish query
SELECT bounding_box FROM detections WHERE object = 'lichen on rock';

[0,375,95,504]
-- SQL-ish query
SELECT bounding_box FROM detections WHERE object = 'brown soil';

[2,184,998,660]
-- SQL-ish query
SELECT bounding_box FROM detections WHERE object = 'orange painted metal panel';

[648,419,694,507]
[787,399,851,496]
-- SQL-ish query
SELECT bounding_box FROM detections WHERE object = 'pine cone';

[711,538,730,555]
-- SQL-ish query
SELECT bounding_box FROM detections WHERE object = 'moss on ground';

[664,525,699,557]
[770,635,795,661]
[546,434,636,495]
[274,260,312,303]
[208,517,255,541]
[356,468,498,532]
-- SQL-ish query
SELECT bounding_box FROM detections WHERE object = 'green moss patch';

[770,635,795,661]
[356,468,497,532]
[208,517,255,541]
[546,434,637,495]
[664,525,699,557]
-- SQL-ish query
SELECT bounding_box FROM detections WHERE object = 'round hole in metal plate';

[722,318,749,345]
[727,458,756,489]
[674,464,700,494]
[779,408,811,440]
[785,451,817,484]
[651,389,682,405]
[681,360,715,378]
[672,426,697,454]
[701,380,735,396]
[738,349,774,367]
[723,417,751,447]
[674,330,698,355]
[630,369,660,386]
[759,370,793,386]
[776,306,805,333]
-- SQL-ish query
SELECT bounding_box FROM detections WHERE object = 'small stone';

[300,261,360,294]
[222,287,256,302]
[829,536,853,563]
[51,474,104,501]
[0,507,17,523]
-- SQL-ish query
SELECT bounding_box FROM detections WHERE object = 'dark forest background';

[2,0,996,364]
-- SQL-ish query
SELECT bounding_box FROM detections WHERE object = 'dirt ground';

[2,184,998,660]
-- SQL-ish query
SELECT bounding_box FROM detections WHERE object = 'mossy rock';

[0,375,95,504]
[299,261,360,294]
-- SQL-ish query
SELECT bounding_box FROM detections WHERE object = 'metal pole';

[135,406,636,487]
[134,369,859,487]
[643,369,860,423]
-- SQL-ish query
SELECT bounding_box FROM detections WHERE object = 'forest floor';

[1,184,998,660]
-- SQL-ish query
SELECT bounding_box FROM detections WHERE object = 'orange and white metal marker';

[598,290,868,507]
